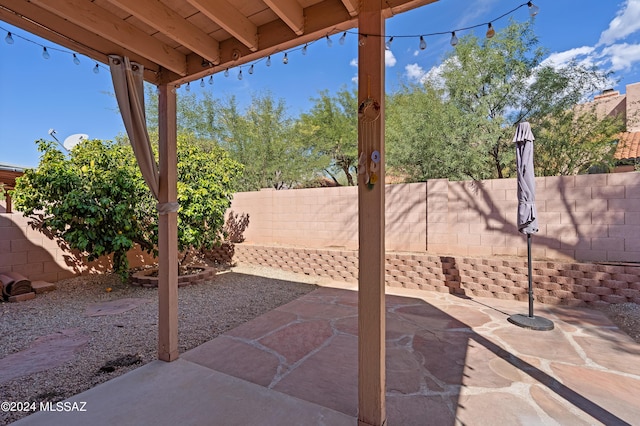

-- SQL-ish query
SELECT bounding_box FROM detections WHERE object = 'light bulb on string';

[42,47,50,59]
[224,68,229,77]
[248,64,254,75]
[5,32,14,44]
[419,36,427,50]
[358,35,367,47]
[339,32,346,45]
[238,69,243,80]
[527,1,539,17]
[283,53,288,64]
[185,82,190,92]
[450,31,458,47]
[208,75,213,85]
[200,78,205,88]
[486,23,495,39]
[266,56,271,67]
[93,63,100,74]
[385,36,393,50]
[326,35,332,47]
[302,44,308,55]
[73,53,81,65]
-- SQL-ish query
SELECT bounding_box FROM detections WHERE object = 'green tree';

[13,139,155,279]
[388,20,621,181]
[299,88,358,185]
[13,137,242,279]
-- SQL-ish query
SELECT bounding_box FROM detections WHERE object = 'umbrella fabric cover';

[513,122,538,235]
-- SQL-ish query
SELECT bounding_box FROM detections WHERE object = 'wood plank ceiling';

[0,0,438,85]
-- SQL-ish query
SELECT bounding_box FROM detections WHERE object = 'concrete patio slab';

[12,358,354,426]
[12,268,640,426]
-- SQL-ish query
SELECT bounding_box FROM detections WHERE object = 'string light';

[185,82,190,92]
[385,36,394,50]
[486,23,495,39]
[450,31,458,46]
[0,1,537,83]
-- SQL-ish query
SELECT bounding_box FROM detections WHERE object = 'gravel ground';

[0,264,321,425]
[1,264,638,425]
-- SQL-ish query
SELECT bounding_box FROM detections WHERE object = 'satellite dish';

[63,134,88,151]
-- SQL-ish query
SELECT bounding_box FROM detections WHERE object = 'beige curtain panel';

[108,55,160,200]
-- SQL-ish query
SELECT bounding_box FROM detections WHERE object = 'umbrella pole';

[527,234,533,318]
[508,233,554,331]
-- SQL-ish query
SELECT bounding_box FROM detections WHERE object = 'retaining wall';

[228,244,640,307]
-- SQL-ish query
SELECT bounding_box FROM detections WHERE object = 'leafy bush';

[13,137,241,280]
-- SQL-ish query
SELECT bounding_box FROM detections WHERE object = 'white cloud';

[540,46,596,68]
[385,50,397,67]
[350,58,358,67]
[600,42,640,71]
[405,63,426,82]
[599,0,640,46]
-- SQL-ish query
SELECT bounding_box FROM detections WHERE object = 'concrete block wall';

[229,244,640,307]
[229,173,640,263]
[0,201,154,281]
[232,183,426,252]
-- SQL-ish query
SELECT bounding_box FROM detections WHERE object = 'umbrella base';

[508,314,554,331]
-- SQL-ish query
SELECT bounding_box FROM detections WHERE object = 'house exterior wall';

[229,173,640,264]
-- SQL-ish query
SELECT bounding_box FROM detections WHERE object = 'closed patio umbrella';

[508,122,553,331]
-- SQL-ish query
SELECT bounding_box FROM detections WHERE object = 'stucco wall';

[229,173,640,263]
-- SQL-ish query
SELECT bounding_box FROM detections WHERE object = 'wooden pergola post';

[357,2,386,425]
[157,83,179,362]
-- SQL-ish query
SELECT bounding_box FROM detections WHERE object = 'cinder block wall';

[229,173,640,263]
[0,200,154,281]
[229,244,640,307]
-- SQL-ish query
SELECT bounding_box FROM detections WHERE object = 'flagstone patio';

[13,276,640,425]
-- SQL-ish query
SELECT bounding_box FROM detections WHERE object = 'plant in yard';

[13,139,156,280]
[13,136,242,280]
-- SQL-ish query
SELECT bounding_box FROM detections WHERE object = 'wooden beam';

[157,83,179,362]
[186,0,258,52]
[357,2,386,425]
[30,0,187,76]
[0,1,178,83]
[263,0,304,36]
[340,0,359,16]
[105,0,220,65]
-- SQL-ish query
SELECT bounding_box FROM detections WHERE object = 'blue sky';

[2,0,640,168]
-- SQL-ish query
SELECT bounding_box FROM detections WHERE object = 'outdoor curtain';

[108,55,160,200]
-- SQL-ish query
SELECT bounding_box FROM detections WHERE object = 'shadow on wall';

[453,177,594,260]
[0,206,153,282]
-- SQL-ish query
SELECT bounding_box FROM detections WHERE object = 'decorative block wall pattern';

[225,244,640,307]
